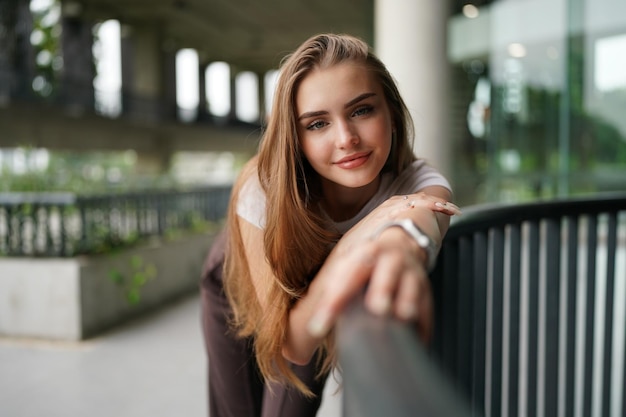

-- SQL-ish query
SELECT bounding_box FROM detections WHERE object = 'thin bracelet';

[373,218,438,272]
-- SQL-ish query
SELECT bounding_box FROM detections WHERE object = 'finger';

[434,201,462,216]
[393,267,421,321]
[397,194,462,216]
[307,242,378,337]
[364,249,404,316]
[416,282,434,344]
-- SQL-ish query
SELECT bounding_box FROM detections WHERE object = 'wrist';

[373,218,438,272]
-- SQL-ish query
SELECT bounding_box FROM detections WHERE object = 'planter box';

[0,232,215,340]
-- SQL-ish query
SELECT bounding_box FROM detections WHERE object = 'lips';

[334,151,371,169]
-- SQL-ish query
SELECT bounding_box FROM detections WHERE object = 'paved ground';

[0,294,342,417]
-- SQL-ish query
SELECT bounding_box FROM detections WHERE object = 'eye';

[352,105,373,117]
[306,120,328,131]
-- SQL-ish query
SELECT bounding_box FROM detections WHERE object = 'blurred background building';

[0,0,625,205]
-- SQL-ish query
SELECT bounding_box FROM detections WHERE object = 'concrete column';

[120,24,176,122]
[0,0,36,101]
[257,71,266,123]
[374,0,452,178]
[0,0,19,101]
[60,13,95,113]
[228,66,238,123]
[119,23,175,176]
[197,61,210,121]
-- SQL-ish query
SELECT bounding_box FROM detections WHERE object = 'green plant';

[108,255,157,305]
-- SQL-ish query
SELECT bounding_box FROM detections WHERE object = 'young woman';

[200,33,461,417]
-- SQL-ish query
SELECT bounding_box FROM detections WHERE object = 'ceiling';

[70,0,375,73]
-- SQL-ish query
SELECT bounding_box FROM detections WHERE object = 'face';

[295,62,393,204]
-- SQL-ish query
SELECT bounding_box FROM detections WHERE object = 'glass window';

[448,0,626,204]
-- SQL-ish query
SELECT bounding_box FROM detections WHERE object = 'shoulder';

[235,158,266,229]
[389,159,452,195]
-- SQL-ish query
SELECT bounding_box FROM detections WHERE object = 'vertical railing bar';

[457,236,475,399]
[59,203,67,256]
[42,204,49,254]
[601,212,617,417]
[136,194,143,237]
[442,242,460,376]
[157,193,165,236]
[78,198,87,252]
[430,248,444,356]
[582,214,597,417]
[472,231,488,416]
[1,206,8,253]
[490,227,505,417]
[45,204,53,254]
[17,203,25,255]
[544,217,561,417]
[507,223,521,417]
[564,215,578,417]
[526,220,540,417]
[32,204,39,254]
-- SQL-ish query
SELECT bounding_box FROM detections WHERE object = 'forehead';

[296,62,381,110]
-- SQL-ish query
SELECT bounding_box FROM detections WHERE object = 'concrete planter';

[0,232,214,340]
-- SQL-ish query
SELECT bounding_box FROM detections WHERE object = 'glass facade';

[448,0,626,205]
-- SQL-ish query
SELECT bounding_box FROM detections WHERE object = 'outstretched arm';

[283,186,460,364]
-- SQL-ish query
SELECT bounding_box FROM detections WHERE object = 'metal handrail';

[338,299,473,417]
[339,193,626,417]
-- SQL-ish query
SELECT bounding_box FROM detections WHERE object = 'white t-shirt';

[237,159,451,234]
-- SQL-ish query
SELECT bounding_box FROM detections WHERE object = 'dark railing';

[338,299,473,417]
[339,193,626,417]
[0,186,231,257]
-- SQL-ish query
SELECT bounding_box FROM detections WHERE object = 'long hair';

[224,33,416,396]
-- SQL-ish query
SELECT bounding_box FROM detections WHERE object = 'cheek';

[300,138,327,165]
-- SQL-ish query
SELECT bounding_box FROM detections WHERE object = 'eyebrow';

[297,92,377,121]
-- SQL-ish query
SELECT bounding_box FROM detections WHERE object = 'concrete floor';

[0,294,342,417]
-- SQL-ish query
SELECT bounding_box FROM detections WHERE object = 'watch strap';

[373,218,438,272]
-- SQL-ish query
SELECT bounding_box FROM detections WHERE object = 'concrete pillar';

[0,0,36,101]
[228,66,238,123]
[257,71,266,122]
[0,0,19,102]
[374,0,452,178]
[120,24,176,122]
[197,60,210,121]
[119,23,175,176]
[60,12,95,114]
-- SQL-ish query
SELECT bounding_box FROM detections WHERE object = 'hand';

[307,230,434,343]
[336,192,460,254]
[364,226,434,342]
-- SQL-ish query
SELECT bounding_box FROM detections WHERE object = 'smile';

[334,152,371,169]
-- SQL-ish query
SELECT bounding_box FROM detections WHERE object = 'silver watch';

[373,218,438,272]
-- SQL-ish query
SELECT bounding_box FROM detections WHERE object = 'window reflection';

[449,0,626,204]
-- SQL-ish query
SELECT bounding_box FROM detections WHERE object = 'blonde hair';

[224,33,416,396]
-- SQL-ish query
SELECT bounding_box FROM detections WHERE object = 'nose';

[336,120,359,148]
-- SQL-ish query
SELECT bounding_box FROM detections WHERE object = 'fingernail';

[436,201,462,215]
[307,310,332,337]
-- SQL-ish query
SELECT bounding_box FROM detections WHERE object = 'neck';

[320,176,381,222]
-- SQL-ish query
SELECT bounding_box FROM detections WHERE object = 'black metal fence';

[431,193,626,417]
[0,186,231,257]
[339,193,626,417]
